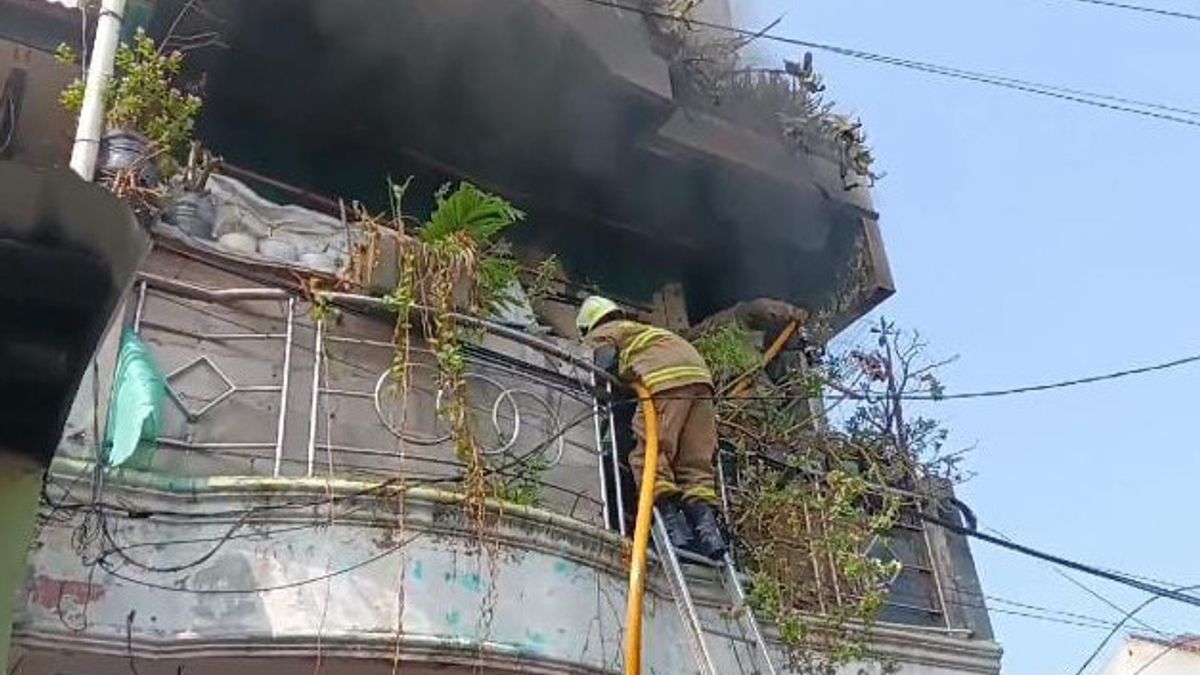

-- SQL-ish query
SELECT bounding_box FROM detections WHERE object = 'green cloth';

[104,330,164,468]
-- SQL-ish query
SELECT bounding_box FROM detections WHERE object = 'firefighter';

[576,295,727,559]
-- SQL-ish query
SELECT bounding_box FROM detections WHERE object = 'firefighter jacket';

[587,320,713,394]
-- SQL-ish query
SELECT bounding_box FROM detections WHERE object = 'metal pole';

[69,0,128,180]
[921,514,953,629]
[590,372,611,530]
[273,298,295,477]
[132,280,147,333]
[306,318,324,477]
[607,383,627,537]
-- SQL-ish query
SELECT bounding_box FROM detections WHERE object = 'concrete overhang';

[0,161,148,464]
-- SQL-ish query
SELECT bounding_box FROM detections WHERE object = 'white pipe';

[69,0,128,180]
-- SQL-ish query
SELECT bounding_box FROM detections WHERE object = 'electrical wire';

[1072,585,1200,675]
[1054,0,1200,22]
[982,525,1169,638]
[145,265,1200,406]
[922,512,1200,610]
[99,532,423,595]
[893,352,1200,400]
[918,509,1200,675]
[555,0,1200,128]
[948,584,1157,631]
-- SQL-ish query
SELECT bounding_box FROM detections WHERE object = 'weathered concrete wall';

[12,249,999,675]
[14,462,1002,675]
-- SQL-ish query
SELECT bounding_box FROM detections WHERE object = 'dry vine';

[695,316,964,673]
[643,0,881,188]
[343,179,534,664]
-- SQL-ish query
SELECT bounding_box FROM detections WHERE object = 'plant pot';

[98,129,159,188]
[165,190,216,239]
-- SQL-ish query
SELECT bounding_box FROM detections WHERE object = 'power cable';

[557,0,1200,128]
[146,263,1200,406]
[921,511,1200,610]
[925,508,1200,674]
[983,525,1168,638]
[1072,585,1200,675]
[99,532,423,595]
[896,352,1200,400]
[627,343,1200,403]
[1055,0,1200,22]
[948,584,1162,632]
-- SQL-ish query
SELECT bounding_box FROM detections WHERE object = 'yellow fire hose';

[623,382,658,675]
[623,321,800,673]
[726,319,800,398]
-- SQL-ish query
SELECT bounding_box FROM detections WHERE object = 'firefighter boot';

[681,499,728,560]
[656,496,695,550]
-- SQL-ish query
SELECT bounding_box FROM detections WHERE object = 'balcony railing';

[112,273,612,529]
[63,268,977,638]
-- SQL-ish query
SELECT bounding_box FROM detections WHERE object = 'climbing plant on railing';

[349,179,530,530]
[696,316,963,674]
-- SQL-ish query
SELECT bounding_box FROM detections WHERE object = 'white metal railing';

[131,276,615,527]
[129,273,954,630]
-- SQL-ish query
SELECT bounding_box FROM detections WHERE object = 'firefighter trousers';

[630,382,719,505]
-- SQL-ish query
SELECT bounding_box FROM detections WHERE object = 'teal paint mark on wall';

[411,560,424,581]
[445,609,462,629]
[460,572,484,593]
[553,559,585,585]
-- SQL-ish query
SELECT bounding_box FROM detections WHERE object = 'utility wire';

[559,0,1200,128]
[921,512,1200,610]
[1055,0,1200,22]
[949,583,1167,633]
[983,525,1168,638]
[99,532,423,595]
[820,350,1200,401]
[1073,585,1200,675]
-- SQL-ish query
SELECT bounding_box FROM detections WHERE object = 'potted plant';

[57,29,202,188]
[163,141,219,239]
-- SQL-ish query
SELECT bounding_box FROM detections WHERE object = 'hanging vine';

[695,316,964,673]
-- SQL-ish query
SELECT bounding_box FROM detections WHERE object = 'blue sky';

[735,1,1200,672]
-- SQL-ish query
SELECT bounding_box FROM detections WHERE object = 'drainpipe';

[69,0,128,180]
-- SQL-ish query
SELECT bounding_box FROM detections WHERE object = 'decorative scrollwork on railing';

[372,365,567,468]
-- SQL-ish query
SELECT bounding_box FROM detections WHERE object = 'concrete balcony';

[10,246,1001,675]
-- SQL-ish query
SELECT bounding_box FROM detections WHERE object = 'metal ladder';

[592,386,777,675]
[650,507,779,675]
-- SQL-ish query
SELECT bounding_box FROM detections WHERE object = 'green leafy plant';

[702,316,962,673]
[360,180,531,535]
[693,321,760,383]
[421,181,525,244]
[57,29,201,157]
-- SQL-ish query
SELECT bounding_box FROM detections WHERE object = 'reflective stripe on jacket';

[587,320,713,394]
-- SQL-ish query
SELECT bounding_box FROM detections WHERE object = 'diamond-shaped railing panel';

[165,356,236,421]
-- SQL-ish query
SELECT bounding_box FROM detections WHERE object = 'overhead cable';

[922,511,1200,611]
[1072,585,1200,675]
[559,0,1200,128]
[1055,0,1200,22]
[900,352,1200,400]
